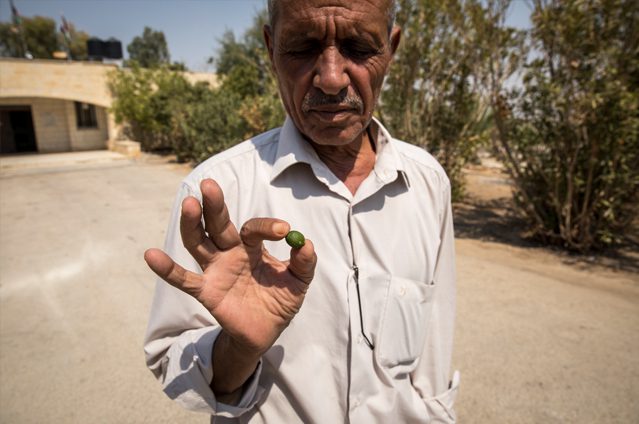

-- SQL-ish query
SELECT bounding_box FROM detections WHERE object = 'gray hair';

[267,0,398,34]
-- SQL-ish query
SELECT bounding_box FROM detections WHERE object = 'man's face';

[264,0,401,147]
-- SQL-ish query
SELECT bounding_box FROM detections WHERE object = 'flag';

[9,0,29,59]
[10,0,21,27]
[60,15,71,42]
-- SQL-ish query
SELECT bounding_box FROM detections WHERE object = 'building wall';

[0,59,115,108]
[0,59,217,153]
[34,98,72,153]
[0,97,110,153]
[0,97,70,153]
[65,102,109,151]
[184,72,218,87]
[0,59,117,152]
[0,58,218,109]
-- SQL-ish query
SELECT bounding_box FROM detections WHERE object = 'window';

[75,102,98,129]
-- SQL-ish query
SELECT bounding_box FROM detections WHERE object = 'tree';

[0,23,20,57]
[0,15,58,58]
[212,10,285,135]
[109,9,285,164]
[59,21,90,60]
[108,63,248,162]
[492,0,639,250]
[381,0,515,200]
[108,64,159,148]
[1,14,91,60]
[127,26,170,68]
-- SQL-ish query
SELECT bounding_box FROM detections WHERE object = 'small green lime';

[285,230,305,249]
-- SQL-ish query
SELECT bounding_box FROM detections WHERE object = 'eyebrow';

[277,30,383,48]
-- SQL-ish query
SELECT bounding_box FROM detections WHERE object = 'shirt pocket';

[374,276,436,373]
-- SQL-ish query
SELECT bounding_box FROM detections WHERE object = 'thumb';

[287,239,317,285]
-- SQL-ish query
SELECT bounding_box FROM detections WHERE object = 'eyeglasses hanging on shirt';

[353,265,375,350]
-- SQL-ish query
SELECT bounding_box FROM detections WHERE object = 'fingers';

[180,196,216,267]
[240,218,290,256]
[144,248,205,299]
[201,179,241,250]
[288,239,317,285]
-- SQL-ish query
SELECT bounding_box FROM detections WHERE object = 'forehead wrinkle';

[276,0,392,16]
[272,0,396,33]
[276,5,388,45]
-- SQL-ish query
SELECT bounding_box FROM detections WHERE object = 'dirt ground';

[453,159,639,423]
[0,152,637,423]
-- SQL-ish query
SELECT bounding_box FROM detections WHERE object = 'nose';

[313,46,350,95]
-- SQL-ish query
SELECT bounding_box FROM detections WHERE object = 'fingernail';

[273,222,288,236]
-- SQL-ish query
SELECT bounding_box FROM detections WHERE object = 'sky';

[0,0,533,72]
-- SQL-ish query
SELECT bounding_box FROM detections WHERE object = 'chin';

[299,117,366,146]
[305,125,363,146]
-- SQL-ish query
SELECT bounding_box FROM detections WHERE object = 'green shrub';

[381,0,504,201]
[108,9,284,165]
[493,0,639,250]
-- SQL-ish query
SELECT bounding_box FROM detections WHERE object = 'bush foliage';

[109,11,284,164]
[109,1,638,251]
[0,15,89,59]
[492,0,639,250]
[381,0,500,200]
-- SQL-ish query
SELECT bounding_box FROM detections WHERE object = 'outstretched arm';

[145,179,317,406]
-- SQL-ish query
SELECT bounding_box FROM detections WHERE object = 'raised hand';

[144,178,317,357]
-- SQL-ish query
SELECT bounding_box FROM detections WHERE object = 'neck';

[310,126,376,195]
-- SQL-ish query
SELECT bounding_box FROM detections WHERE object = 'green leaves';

[107,2,637,251]
[381,0,521,201]
[108,9,284,165]
[127,27,170,68]
[383,0,637,250]
[494,0,639,251]
[0,15,87,59]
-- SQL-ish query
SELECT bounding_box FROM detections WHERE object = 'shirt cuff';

[423,370,460,423]
[161,326,264,417]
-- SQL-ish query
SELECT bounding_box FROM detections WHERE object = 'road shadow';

[453,197,531,247]
[453,196,639,275]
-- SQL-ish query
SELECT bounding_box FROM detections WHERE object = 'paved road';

[0,152,637,423]
[0,153,205,424]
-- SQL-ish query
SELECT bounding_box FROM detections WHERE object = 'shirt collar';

[270,115,409,187]
[370,117,409,187]
[270,116,320,182]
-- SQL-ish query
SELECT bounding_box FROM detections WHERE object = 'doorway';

[0,106,38,154]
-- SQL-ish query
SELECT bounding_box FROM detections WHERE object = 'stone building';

[0,58,216,155]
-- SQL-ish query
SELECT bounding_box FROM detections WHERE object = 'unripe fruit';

[285,230,305,249]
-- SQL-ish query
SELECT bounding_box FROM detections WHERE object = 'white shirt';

[144,117,460,423]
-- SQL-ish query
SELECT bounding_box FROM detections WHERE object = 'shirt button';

[399,286,406,296]
[352,398,360,408]
[357,335,363,344]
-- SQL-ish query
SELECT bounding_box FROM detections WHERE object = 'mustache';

[301,91,364,113]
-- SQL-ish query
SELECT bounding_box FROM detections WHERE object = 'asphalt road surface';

[0,152,637,423]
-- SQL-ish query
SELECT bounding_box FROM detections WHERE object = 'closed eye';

[281,40,322,58]
[340,40,382,61]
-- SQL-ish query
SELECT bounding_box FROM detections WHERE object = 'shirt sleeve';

[143,182,265,417]
[410,178,461,423]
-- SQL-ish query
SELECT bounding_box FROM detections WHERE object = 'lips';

[311,104,355,112]
[307,106,357,122]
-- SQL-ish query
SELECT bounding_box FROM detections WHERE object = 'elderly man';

[144,0,459,422]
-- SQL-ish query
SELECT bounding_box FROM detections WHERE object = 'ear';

[383,25,401,76]
[389,25,401,57]
[263,24,276,71]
